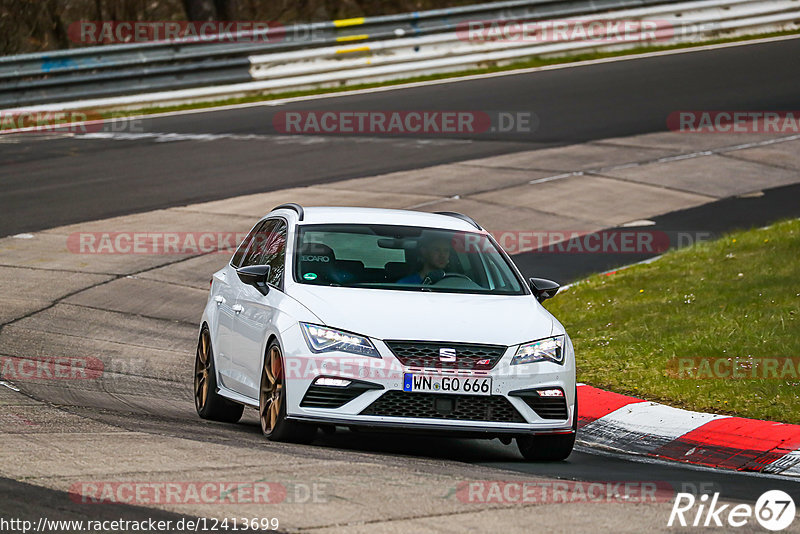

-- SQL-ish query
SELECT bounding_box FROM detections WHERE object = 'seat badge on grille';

[439,348,457,362]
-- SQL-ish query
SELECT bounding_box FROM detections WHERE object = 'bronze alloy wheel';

[260,344,283,435]
[193,326,244,423]
[194,328,212,412]
[258,340,316,443]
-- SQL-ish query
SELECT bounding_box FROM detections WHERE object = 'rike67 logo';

[669,490,796,531]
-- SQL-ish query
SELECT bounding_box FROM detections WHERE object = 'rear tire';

[194,326,244,423]
[516,391,577,461]
[259,340,316,444]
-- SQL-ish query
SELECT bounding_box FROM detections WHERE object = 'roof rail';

[272,203,304,221]
[434,211,482,230]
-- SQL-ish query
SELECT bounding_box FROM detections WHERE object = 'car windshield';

[294,224,525,295]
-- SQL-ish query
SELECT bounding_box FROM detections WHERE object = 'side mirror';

[529,277,560,303]
[237,265,271,295]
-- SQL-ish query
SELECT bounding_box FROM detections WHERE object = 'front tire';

[516,392,577,461]
[194,326,244,423]
[259,340,316,443]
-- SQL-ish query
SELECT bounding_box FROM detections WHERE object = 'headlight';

[300,323,381,358]
[511,335,565,365]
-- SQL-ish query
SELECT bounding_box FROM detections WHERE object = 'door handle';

[232,304,244,314]
[214,296,225,305]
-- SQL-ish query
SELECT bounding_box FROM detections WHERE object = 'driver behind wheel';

[398,234,452,284]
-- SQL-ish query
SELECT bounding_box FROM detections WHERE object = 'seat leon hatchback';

[195,204,576,460]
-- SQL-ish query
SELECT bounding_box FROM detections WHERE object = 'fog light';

[538,388,564,397]
[314,377,352,387]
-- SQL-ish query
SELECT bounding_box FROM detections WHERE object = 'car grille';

[360,391,525,423]
[515,394,569,420]
[384,341,506,370]
[300,381,382,409]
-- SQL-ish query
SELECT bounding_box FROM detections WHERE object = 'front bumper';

[281,324,576,435]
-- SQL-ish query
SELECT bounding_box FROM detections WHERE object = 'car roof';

[271,206,483,232]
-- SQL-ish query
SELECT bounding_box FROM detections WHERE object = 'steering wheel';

[423,271,474,286]
[436,273,473,283]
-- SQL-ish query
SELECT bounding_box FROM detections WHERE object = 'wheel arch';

[260,332,281,373]
[197,321,219,384]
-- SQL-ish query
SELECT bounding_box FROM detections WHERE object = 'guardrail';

[1,0,797,111]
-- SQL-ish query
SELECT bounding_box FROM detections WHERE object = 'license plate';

[403,373,492,396]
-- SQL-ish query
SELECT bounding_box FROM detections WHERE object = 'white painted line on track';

[655,151,714,163]
[521,133,800,190]
[0,381,20,392]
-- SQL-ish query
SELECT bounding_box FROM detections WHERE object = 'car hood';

[287,285,555,346]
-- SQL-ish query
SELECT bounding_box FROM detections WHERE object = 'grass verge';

[545,219,800,424]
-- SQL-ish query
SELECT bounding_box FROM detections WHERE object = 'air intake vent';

[301,380,382,409]
[510,389,569,420]
[360,391,525,423]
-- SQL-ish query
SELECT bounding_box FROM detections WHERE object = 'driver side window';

[240,219,287,288]
[263,221,287,287]
[231,220,270,268]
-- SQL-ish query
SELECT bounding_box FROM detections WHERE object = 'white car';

[195,204,576,460]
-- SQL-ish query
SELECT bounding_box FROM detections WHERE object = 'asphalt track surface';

[2,37,800,237]
[2,37,800,526]
[3,182,798,525]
